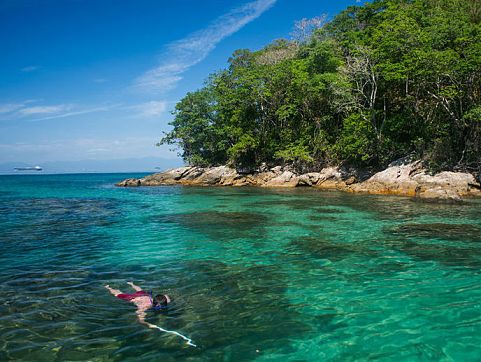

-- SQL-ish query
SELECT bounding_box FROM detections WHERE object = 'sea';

[0,173,480,361]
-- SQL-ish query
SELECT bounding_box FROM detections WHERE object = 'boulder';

[135,167,196,186]
[345,176,357,186]
[220,170,247,186]
[298,173,321,186]
[253,171,277,185]
[116,178,142,187]
[315,167,345,189]
[352,161,481,199]
[270,166,283,175]
[417,186,462,201]
[414,171,480,200]
[231,176,250,186]
[166,166,193,180]
[264,171,299,187]
[180,167,205,181]
[193,166,236,185]
[351,161,421,196]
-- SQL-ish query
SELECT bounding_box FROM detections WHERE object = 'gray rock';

[315,167,344,188]
[265,171,299,187]
[194,166,236,185]
[298,173,321,186]
[352,162,481,199]
[182,167,205,180]
[116,178,142,187]
[270,166,282,175]
[345,176,357,185]
[115,162,481,200]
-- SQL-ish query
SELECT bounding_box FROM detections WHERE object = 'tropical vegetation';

[160,0,481,175]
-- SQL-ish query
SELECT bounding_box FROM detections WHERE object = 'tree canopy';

[160,0,481,174]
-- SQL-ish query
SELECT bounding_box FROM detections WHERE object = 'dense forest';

[160,0,481,175]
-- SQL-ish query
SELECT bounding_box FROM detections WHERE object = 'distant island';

[120,0,480,200]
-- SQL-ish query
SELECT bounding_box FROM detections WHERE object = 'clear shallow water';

[0,173,480,361]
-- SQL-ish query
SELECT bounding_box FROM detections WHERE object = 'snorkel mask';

[150,291,170,311]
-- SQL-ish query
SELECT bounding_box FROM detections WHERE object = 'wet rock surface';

[116,160,481,200]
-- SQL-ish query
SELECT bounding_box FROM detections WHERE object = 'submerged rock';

[116,160,481,200]
[386,239,481,269]
[154,211,269,240]
[387,223,481,243]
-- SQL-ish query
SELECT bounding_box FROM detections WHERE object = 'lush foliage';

[161,0,481,174]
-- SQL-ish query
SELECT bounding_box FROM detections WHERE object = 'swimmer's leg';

[105,285,122,296]
[127,281,142,292]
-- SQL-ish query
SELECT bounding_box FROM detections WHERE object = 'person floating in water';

[105,281,196,347]
[105,281,170,328]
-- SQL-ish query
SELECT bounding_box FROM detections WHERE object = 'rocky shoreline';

[117,159,481,201]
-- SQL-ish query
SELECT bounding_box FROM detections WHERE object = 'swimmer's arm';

[127,281,142,292]
[136,308,156,329]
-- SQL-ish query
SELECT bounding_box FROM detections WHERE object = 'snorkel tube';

[147,291,196,347]
[149,324,197,347]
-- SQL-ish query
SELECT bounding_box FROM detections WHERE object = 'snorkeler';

[105,281,196,347]
[105,282,170,328]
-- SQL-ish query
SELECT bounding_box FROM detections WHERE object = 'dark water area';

[0,174,480,361]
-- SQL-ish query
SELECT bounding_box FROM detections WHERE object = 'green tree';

[160,0,481,175]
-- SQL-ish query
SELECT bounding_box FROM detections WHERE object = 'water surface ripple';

[0,174,480,361]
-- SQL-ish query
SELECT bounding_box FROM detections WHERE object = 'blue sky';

[0,0,362,172]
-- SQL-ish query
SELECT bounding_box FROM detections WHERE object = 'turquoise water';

[0,173,480,361]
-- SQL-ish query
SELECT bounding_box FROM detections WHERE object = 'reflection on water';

[0,174,480,361]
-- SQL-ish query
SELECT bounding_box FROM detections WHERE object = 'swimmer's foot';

[105,285,122,296]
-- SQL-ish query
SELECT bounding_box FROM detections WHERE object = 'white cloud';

[0,103,25,114]
[86,147,109,154]
[21,65,40,72]
[0,132,184,167]
[0,136,176,161]
[0,100,119,122]
[27,105,117,122]
[19,105,72,116]
[131,101,168,117]
[134,0,277,92]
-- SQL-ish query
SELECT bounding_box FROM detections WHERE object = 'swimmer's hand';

[139,320,157,329]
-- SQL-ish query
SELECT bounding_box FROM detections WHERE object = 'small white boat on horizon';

[14,165,43,171]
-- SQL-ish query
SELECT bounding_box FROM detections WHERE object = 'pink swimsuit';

[116,290,149,301]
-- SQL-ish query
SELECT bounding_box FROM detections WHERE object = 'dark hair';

[153,294,168,307]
